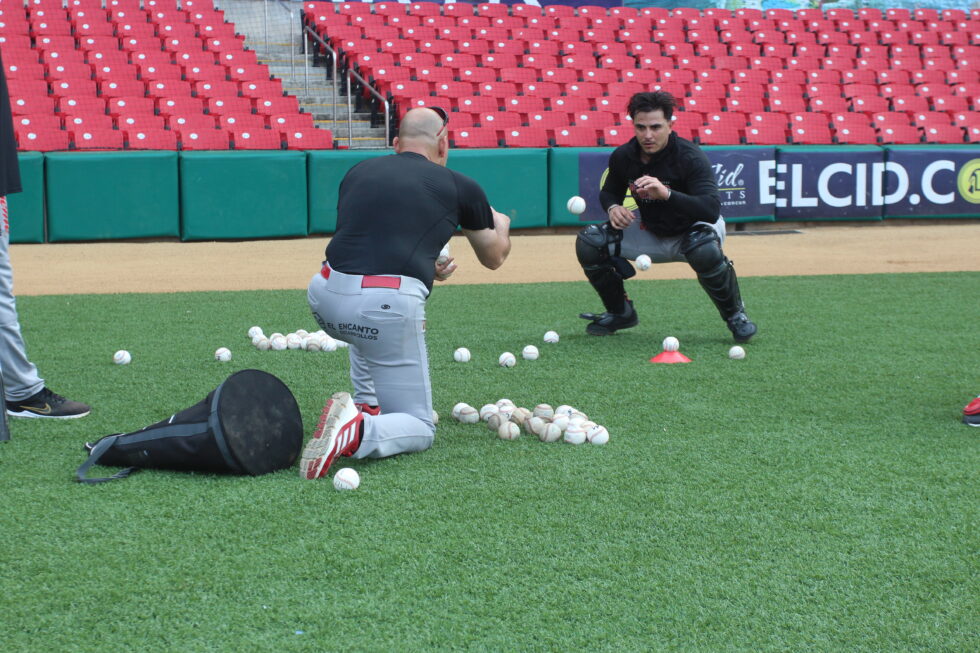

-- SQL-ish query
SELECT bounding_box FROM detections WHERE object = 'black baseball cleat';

[726,311,757,343]
[580,300,639,336]
[6,387,90,419]
[964,396,980,427]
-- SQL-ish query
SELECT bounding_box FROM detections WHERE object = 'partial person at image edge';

[0,52,90,419]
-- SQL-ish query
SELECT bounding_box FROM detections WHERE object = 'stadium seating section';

[3,0,331,151]
[302,1,979,148]
[2,1,978,150]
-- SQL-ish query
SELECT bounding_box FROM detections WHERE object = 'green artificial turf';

[1,272,977,651]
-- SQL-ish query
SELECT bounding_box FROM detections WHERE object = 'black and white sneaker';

[6,387,90,419]
[726,311,757,343]
[580,300,639,336]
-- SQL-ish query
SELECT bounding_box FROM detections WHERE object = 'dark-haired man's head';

[628,92,675,155]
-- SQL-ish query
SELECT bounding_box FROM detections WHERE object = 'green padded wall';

[45,151,179,242]
[8,152,44,243]
[548,147,599,227]
[307,150,388,235]
[307,149,549,234]
[448,148,549,229]
[180,151,308,241]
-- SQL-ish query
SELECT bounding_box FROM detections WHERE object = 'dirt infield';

[9,222,980,296]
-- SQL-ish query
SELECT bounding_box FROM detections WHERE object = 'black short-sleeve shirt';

[326,152,494,290]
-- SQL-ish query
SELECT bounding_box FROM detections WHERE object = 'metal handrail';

[270,0,307,95]
[302,27,339,134]
[303,25,391,149]
[346,65,391,150]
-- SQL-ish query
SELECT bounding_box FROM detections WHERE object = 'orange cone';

[649,350,692,364]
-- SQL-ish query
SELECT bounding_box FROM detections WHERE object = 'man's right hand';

[607,205,635,230]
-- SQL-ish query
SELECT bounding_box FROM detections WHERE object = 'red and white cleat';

[300,392,364,479]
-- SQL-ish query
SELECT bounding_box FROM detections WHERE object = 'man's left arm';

[663,150,720,222]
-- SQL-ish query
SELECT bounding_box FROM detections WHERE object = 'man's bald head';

[398,108,445,142]
[394,107,449,165]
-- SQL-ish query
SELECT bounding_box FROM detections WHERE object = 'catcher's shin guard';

[576,223,631,314]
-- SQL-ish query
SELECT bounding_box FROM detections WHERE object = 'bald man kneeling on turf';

[301,107,512,480]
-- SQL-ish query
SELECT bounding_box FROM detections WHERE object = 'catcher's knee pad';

[682,225,725,274]
[575,223,621,270]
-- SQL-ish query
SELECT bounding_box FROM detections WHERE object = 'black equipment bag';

[76,369,303,483]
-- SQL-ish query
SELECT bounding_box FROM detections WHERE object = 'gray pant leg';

[0,218,44,401]
[308,273,434,460]
[348,346,377,408]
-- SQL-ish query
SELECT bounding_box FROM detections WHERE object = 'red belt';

[321,265,401,289]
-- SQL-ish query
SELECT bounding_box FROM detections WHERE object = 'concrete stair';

[219,0,391,149]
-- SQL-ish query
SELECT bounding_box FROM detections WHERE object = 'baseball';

[587,425,610,445]
[539,422,563,443]
[286,333,303,350]
[495,398,515,409]
[498,352,516,368]
[247,326,263,339]
[334,339,349,348]
[479,404,499,421]
[296,329,309,338]
[554,404,575,419]
[269,332,284,340]
[432,410,439,425]
[270,335,287,351]
[525,415,545,436]
[497,421,521,441]
[458,405,480,424]
[551,414,570,432]
[451,402,468,421]
[112,349,131,365]
[635,254,652,271]
[533,404,555,420]
[510,407,532,426]
[305,337,322,352]
[662,336,680,352]
[543,330,559,344]
[322,336,338,352]
[521,345,539,360]
[729,345,746,360]
[436,245,450,266]
[563,423,588,445]
[486,412,507,431]
[332,467,360,490]
[214,347,232,362]
[566,195,586,215]
[254,337,271,351]
[454,347,471,363]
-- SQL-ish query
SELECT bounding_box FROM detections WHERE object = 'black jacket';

[0,51,22,197]
[599,133,719,237]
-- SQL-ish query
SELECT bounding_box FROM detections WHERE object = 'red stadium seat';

[553,125,599,147]
[450,127,498,148]
[124,128,178,150]
[877,124,921,144]
[72,127,125,150]
[922,124,965,143]
[178,128,231,150]
[232,128,283,150]
[602,125,631,146]
[501,126,550,148]
[15,126,71,151]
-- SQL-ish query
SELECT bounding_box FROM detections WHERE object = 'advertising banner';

[882,147,980,219]
[773,146,884,221]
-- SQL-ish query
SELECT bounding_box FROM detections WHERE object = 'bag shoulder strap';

[75,435,140,484]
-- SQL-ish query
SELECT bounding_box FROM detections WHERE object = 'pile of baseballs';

[451,398,610,446]
[246,326,348,353]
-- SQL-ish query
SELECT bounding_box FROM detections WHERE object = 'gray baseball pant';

[618,215,727,262]
[0,196,44,402]
[307,266,434,460]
